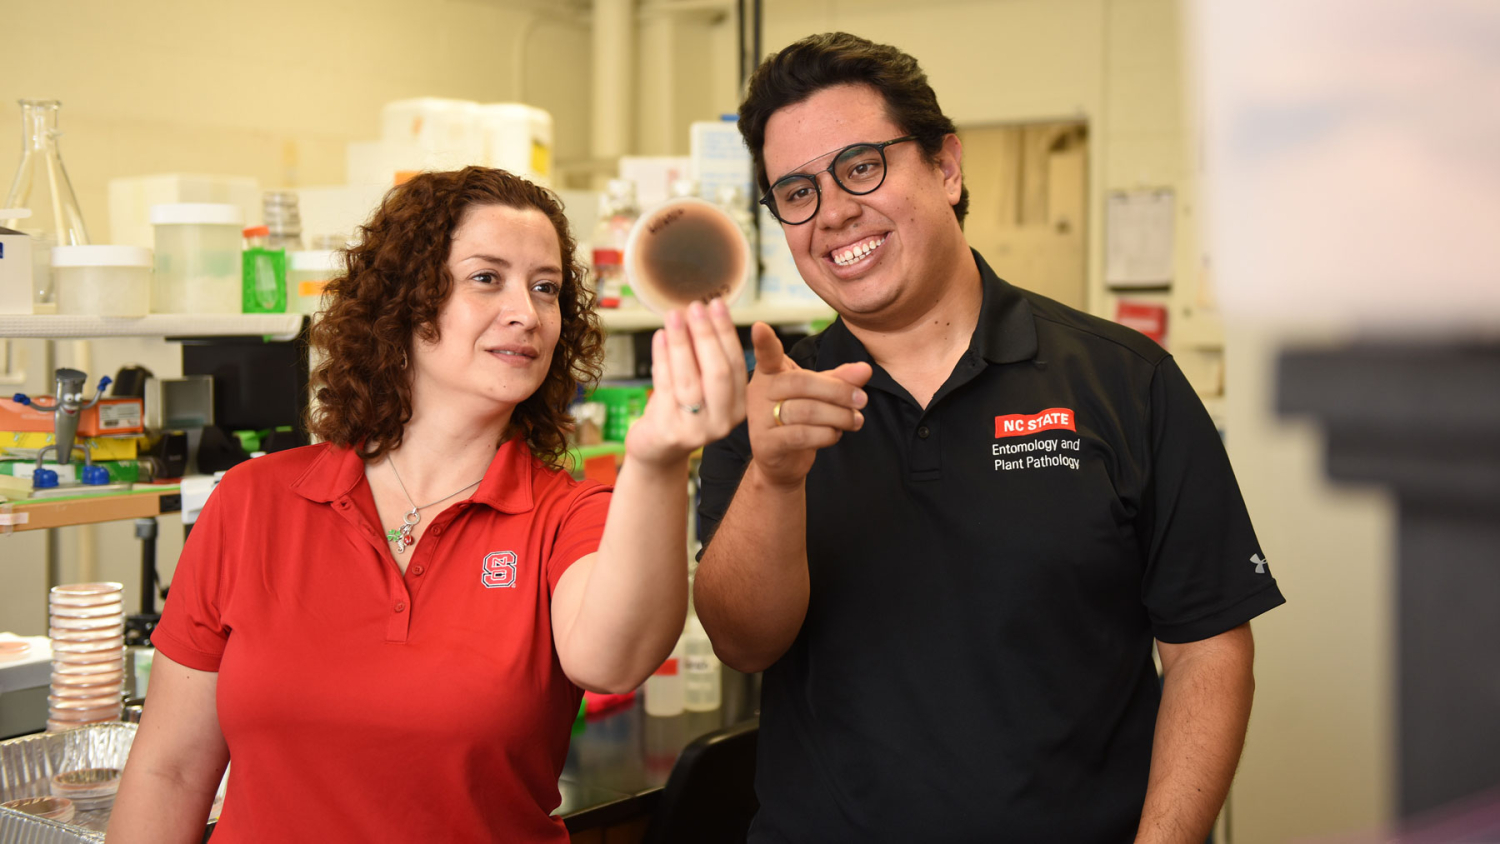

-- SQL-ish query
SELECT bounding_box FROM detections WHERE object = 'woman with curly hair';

[109,167,748,843]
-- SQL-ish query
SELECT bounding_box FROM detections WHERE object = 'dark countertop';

[555,670,760,832]
[64,671,758,837]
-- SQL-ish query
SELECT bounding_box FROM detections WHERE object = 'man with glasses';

[693,31,1283,843]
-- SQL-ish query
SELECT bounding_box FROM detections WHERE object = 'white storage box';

[381,98,483,176]
[0,212,34,315]
[51,246,153,316]
[149,203,243,314]
[476,103,554,187]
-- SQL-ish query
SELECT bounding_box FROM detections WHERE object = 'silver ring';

[680,402,703,414]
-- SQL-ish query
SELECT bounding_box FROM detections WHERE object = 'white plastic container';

[288,249,340,315]
[51,245,153,316]
[644,633,686,717]
[0,209,35,315]
[150,203,244,314]
[682,609,722,712]
[381,98,483,175]
[476,103,554,187]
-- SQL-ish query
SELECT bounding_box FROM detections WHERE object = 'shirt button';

[430,525,442,537]
[917,426,931,439]
[393,601,406,613]
[412,565,425,576]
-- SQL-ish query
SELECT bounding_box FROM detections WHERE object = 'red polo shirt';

[152,439,610,843]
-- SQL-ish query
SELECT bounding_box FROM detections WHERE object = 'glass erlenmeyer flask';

[2,99,89,306]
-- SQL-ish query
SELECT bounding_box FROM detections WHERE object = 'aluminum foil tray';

[0,723,136,842]
[0,810,101,844]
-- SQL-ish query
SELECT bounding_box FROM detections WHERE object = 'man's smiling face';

[761,83,965,324]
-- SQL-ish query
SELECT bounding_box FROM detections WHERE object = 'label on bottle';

[652,658,679,676]
[592,247,624,308]
[683,655,716,673]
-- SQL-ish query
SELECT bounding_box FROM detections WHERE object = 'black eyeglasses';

[759,136,918,225]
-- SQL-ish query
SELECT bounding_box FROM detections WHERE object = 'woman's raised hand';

[624,298,748,468]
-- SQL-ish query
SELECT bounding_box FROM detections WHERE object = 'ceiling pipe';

[592,0,635,170]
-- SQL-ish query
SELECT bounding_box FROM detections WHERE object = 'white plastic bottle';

[590,179,639,309]
[682,602,721,712]
[644,628,685,717]
[714,183,758,305]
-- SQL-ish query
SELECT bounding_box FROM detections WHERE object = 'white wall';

[1224,323,1396,842]
[634,5,745,156]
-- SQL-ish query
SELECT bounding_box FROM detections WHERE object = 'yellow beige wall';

[0,0,595,235]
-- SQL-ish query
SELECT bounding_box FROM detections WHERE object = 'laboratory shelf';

[0,484,181,534]
[0,313,306,341]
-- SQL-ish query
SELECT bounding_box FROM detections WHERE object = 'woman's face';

[410,203,565,416]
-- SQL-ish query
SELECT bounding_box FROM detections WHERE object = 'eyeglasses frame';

[758,135,920,225]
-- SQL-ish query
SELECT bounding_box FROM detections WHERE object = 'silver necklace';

[383,455,483,554]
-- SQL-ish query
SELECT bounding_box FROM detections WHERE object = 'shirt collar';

[969,249,1039,365]
[291,438,536,515]
[814,248,1038,368]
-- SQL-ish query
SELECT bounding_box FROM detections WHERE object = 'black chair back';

[643,717,760,844]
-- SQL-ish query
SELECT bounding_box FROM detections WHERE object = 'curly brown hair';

[307,166,603,467]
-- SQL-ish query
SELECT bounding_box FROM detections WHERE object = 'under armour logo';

[1251,553,1268,575]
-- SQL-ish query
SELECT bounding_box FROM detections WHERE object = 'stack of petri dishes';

[48,582,125,732]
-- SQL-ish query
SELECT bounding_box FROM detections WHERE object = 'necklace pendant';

[388,522,415,554]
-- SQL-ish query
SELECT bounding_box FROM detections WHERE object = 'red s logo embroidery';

[481,551,518,589]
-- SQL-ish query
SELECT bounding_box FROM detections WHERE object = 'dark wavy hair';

[307,166,602,468]
[738,32,969,225]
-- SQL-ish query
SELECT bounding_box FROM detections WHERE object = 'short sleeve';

[1139,357,1285,643]
[696,420,753,561]
[547,483,612,591]
[152,482,236,672]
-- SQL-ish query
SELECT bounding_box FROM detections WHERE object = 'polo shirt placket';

[325,493,409,643]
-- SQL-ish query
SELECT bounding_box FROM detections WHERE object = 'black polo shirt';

[697,250,1285,843]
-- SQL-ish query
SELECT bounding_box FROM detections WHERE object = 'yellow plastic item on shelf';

[0,431,139,460]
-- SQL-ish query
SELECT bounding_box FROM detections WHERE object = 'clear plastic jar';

[51,245,153,316]
[150,203,243,313]
[288,249,340,315]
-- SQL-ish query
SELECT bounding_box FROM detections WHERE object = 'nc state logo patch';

[481,551,519,589]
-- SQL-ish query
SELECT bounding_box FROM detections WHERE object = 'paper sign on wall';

[1106,189,1175,288]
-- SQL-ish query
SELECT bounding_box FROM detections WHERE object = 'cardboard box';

[0,397,145,437]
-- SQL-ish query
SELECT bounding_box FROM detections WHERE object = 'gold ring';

[772,400,785,427]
